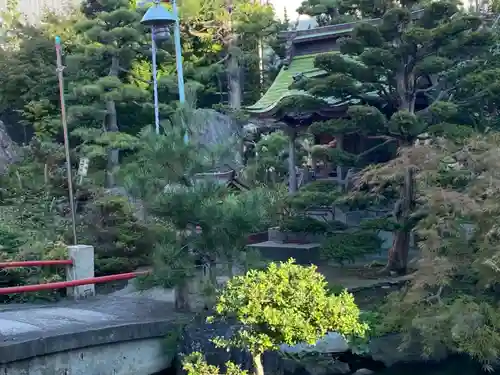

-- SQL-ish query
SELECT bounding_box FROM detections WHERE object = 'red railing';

[0,232,268,295]
[0,259,149,295]
[0,260,73,268]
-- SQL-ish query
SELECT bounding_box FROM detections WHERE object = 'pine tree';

[366,134,500,367]
[67,0,152,187]
[121,100,282,310]
[296,0,356,26]
[297,1,493,273]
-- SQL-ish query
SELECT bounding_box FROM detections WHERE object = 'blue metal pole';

[151,25,160,135]
[172,0,185,104]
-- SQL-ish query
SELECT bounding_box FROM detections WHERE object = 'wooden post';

[288,130,297,193]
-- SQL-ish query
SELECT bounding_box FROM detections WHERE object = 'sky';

[0,0,307,26]
[271,0,303,21]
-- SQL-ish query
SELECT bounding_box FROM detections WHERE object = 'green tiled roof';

[245,54,326,114]
[293,28,354,42]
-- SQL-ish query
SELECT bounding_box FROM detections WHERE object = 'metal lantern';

[140,3,177,26]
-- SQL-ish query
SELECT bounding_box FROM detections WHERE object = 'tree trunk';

[288,130,297,193]
[227,9,241,109]
[105,56,120,188]
[396,70,416,113]
[385,166,415,275]
[334,133,344,150]
[253,353,265,375]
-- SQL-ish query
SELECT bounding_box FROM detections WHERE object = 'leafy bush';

[183,352,247,375]
[79,194,155,276]
[280,216,347,233]
[286,191,341,210]
[320,230,382,265]
[301,180,340,193]
[311,145,356,165]
[209,259,368,375]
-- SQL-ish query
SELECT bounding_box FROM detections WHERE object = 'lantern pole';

[141,0,187,139]
[55,36,78,245]
[172,0,185,104]
[151,25,160,135]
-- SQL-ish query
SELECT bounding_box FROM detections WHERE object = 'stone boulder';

[0,120,17,173]
[190,108,242,169]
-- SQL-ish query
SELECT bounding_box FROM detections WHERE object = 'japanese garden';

[1,0,500,374]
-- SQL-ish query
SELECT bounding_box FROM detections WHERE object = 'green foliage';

[298,0,494,153]
[78,194,155,275]
[245,131,307,186]
[285,180,344,210]
[320,230,382,265]
[279,216,347,233]
[359,216,401,231]
[296,0,356,26]
[183,352,248,375]
[301,180,340,193]
[209,259,368,358]
[0,239,68,302]
[308,119,353,136]
[310,145,356,165]
[286,190,340,210]
[360,134,500,365]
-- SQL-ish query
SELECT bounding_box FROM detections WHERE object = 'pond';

[376,355,491,375]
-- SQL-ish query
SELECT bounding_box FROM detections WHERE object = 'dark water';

[149,354,492,375]
[375,355,490,375]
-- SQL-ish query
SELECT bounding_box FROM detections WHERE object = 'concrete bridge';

[0,295,185,375]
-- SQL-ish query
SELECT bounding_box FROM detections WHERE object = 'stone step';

[246,241,321,265]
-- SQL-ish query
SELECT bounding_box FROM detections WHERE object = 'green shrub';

[286,191,341,210]
[301,180,340,193]
[79,194,155,276]
[280,216,347,233]
[320,230,382,265]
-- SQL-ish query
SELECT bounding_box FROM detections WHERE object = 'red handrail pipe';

[0,271,150,295]
[0,260,73,269]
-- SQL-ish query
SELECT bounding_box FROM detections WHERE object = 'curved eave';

[246,92,352,118]
[245,54,325,114]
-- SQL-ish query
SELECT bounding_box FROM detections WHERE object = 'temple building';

[244,11,432,190]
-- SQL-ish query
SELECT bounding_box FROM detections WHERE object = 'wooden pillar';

[288,129,297,193]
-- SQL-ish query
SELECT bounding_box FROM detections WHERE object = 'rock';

[282,356,350,375]
[191,108,242,169]
[352,369,374,375]
[367,333,448,367]
[0,120,18,173]
[279,332,349,354]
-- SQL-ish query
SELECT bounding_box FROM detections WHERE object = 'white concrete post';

[66,245,95,299]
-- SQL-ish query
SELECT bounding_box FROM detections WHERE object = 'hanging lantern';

[154,26,171,40]
[141,1,177,26]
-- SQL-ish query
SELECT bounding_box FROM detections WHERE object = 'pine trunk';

[288,130,297,193]
[105,56,120,188]
[227,10,241,109]
[385,166,415,275]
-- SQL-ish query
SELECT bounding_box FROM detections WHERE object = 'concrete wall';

[3,337,170,375]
